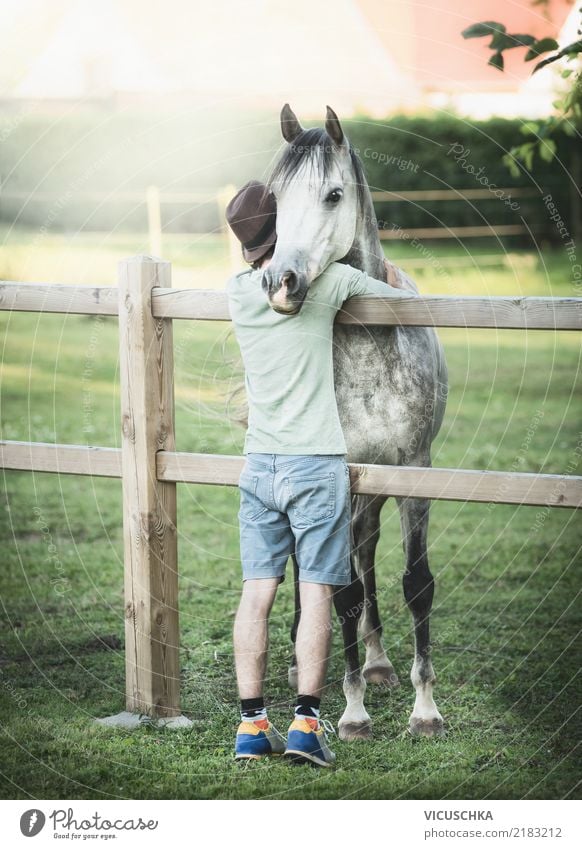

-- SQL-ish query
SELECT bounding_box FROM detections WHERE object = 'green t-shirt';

[226,261,399,455]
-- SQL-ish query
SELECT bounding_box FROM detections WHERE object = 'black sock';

[295,694,321,719]
[240,697,267,721]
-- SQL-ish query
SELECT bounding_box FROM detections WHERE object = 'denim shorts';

[238,453,352,586]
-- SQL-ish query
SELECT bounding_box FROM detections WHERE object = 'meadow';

[0,230,580,799]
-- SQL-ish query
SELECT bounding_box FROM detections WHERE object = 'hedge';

[0,106,577,243]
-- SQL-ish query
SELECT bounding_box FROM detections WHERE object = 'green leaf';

[520,121,540,136]
[524,37,559,61]
[533,39,582,72]
[502,153,521,178]
[562,122,576,136]
[552,38,582,57]
[490,31,535,51]
[488,52,504,71]
[512,34,536,46]
[539,139,557,162]
[520,142,536,171]
[462,21,506,39]
[487,32,535,52]
[489,32,509,50]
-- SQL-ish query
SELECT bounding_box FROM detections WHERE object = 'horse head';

[262,103,364,315]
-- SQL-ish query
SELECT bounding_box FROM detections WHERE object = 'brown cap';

[225,180,277,262]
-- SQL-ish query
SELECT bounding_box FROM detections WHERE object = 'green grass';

[0,232,581,799]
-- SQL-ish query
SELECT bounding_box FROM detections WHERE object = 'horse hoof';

[287,665,298,690]
[408,717,445,738]
[363,665,399,687]
[338,721,373,742]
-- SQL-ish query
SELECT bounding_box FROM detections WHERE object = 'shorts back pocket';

[238,472,267,521]
[284,472,336,525]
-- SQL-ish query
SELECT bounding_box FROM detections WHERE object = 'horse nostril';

[261,271,272,294]
[281,271,297,295]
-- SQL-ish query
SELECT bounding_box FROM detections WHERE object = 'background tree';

[462,4,581,238]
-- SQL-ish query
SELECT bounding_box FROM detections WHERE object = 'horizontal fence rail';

[0,281,119,315]
[0,440,122,477]
[158,452,582,509]
[378,225,527,240]
[0,187,537,204]
[2,441,581,510]
[370,188,538,202]
[151,289,582,330]
[2,281,582,330]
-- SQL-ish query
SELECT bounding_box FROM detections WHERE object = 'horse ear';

[281,103,303,143]
[325,105,346,148]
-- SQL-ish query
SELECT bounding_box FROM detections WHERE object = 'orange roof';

[357,0,574,91]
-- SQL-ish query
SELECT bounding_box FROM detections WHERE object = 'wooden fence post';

[98,255,190,729]
[146,186,162,258]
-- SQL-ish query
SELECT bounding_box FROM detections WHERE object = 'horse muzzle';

[262,268,308,315]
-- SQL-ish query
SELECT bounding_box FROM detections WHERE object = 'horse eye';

[326,189,343,204]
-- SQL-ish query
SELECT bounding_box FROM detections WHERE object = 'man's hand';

[384,258,419,294]
[384,258,406,288]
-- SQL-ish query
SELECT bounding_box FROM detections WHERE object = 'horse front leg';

[397,495,444,737]
[288,553,300,689]
[334,561,372,741]
[353,494,399,688]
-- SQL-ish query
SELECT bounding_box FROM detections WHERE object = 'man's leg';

[233,576,287,760]
[295,581,333,698]
[285,581,337,767]
[281,455,352,766]
[234,454,294,759]
[233,577,279,699]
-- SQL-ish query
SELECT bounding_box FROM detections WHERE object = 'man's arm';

[344,261,417,299]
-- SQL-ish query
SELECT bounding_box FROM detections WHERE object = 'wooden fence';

[1,257,581,724]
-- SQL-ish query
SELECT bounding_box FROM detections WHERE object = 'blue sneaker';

[234,718,286,761]
[284,717,336,768]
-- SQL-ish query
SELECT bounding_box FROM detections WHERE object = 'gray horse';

[262,104,448,741]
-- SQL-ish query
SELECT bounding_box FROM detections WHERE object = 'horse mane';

[267,127,367,213]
